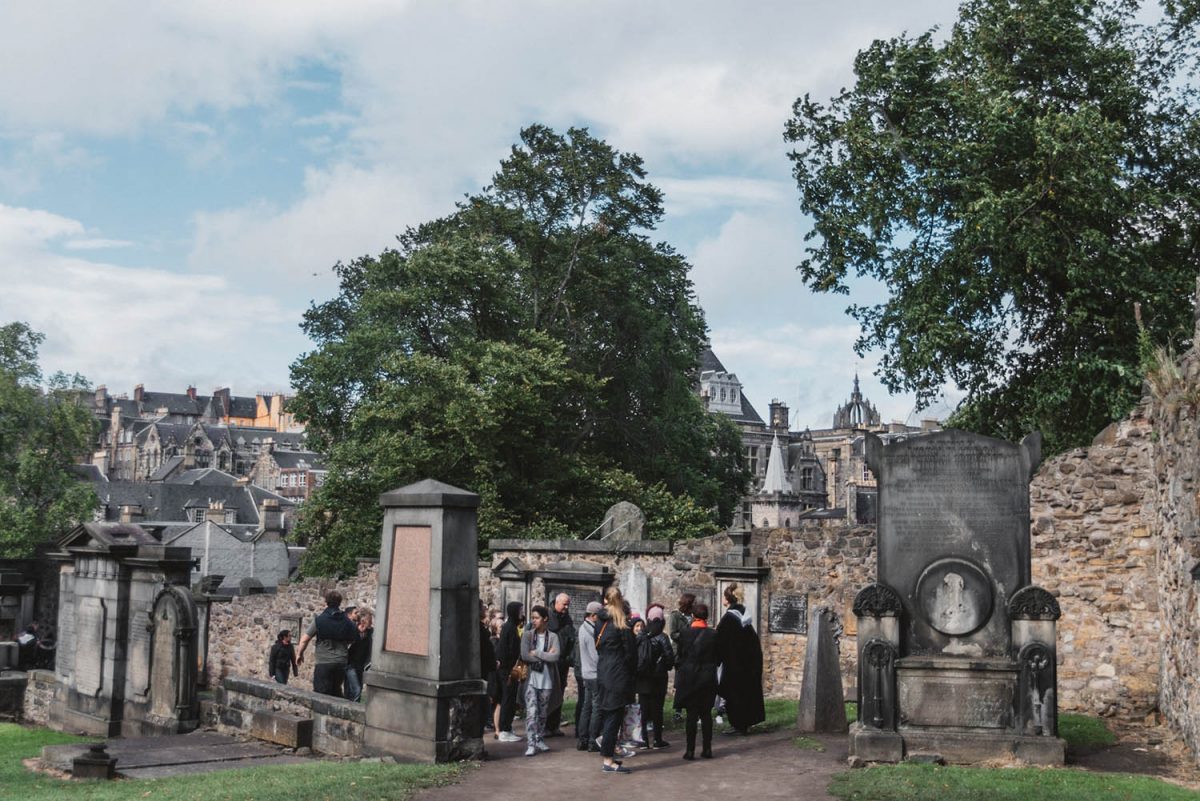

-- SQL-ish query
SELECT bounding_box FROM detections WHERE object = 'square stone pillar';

[364,479,485,763]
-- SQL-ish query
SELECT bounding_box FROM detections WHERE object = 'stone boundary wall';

[20,669,55,726]
[1029,413,1160,721]
[1150,295,1200,759]
[206,676,365,756]
[204,563,378,687]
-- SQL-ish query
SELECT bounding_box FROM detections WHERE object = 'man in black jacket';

[494,601,524,742]
[545,592,577,736]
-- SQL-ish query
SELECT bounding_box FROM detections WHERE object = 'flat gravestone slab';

[42,732,313,778]
[866,430,1040,658]
[385,525,431,655]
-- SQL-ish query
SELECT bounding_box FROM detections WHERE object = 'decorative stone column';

[364,479,485,763]
[848,582,903,761]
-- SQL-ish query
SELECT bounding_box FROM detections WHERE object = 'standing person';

[576,601,603,752]
[268,629,298,684]
[595,586,637,774]
[479,600,498,733]
[520,605,561,756]
[667,594,695,658]
[545,592,576,737]
[674,602,719,760]
[715,583,765,734]
[495,601,525,742]
[637,605,673,748]
[488,614,504,735]
[345,608,373,701]
[296,590,359,697]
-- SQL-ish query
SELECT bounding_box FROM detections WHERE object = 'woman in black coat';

[716,583,765,734]
[635,611,672,748]
[674,602,719,759]
[595,587,637,773]
[494,601,525,741]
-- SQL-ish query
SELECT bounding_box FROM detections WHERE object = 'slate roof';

[171,468,240,486]
[69,464,108,482]
[140,391,204,416]
[161,521,266,545]
[228,396,258,418]
[225,425,305,450]
[149,455,185,481]
[699,347,765,426]
[272,450,327,471]
[89,478,294,525]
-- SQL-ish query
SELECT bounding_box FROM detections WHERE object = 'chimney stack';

[134,384,144,403]
[119,504,143,524]
[259,498,284,538]
[187,385,197,400]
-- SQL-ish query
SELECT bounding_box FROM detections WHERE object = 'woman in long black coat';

[673,602,719,759]
[595,587,637,773]
[716,583,765,734]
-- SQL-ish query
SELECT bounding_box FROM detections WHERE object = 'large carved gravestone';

[364,480,485,763]
[848,430,1064,765]
[49,523,199,737]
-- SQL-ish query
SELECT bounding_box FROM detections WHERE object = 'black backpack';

[653,633,675,674]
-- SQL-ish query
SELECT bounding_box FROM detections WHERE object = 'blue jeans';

[344,665,363,701]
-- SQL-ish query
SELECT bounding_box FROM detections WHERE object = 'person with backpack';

[296,590,359,697]
[636,604,673,749]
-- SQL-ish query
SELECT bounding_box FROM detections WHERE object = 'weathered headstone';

[848,430,1064,765]
[797,607,847,732]
[601,501,645,541]
[48,524,199,738]
[364,480,485,763]
[621,563,651,617]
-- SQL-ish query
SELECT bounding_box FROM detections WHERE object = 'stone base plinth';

[851,722,1064,765]
[363,671,484,763]
[848,722,903,762]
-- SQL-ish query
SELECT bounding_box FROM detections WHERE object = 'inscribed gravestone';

[866,430,1039,658]
[75,598,105,697]
[149,599,178,719]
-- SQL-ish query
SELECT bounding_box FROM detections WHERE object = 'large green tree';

[786,0,1200,453]
[0,323,97,556]
[291,125,746,575]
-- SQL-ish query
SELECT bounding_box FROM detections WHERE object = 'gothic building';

[700,349,939,526]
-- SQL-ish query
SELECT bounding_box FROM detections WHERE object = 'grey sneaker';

[498,731,522,743]
[525,745,537,757]
[534,739,550,752]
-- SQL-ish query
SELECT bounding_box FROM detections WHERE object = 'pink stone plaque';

[384,525,431,655]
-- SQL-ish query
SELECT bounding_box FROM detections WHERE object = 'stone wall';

[207,675,365,756]
[1149,296,1200,758]
[204,562,378,687]
[1029,412,1160,721]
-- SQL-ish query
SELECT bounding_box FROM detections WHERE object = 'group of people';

[483,583,765,773]
[269,590,374,702]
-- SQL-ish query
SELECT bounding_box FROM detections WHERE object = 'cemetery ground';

[8,702,1200,801]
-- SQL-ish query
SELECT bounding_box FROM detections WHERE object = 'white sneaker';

[535,740,550,752]
[498,731,522,742]
[525,745,537,757]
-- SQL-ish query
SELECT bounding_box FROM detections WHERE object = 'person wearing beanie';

[635,604,674,748]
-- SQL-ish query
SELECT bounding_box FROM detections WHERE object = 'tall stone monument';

[364,479,485,763]
[848,430,1064,764]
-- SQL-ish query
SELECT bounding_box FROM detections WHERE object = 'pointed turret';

[761,434,789,495]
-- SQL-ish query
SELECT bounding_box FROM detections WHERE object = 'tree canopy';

[786,0,1200,453]
[0,322,97,557]
[291,125,746,575]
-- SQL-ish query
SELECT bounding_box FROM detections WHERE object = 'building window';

[194,509,206,523]
[862,464,871,481]
[801,467,813,490]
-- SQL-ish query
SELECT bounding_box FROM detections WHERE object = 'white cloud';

[63,238,135,251]
[658,177,791,217]
[0,204,299,392]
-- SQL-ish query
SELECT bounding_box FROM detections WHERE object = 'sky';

[0,1,964,431]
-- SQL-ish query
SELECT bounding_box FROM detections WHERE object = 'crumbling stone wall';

[1029,413,1160,721]
[1149,294,1200,758]
[204,563,378,687]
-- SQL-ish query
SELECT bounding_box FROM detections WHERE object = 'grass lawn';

[1060,712,1118,749]
[829,763,1200,801]
[1,723,463,801]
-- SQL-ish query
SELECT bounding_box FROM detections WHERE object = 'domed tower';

[833,375,881,430]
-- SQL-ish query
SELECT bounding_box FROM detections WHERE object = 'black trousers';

[545,663,572,731]
[313,662,344,697]
[499,676,520,732]
[573,669,585,727]
[599,706,624,758]
[639,688,666,744]
[684,703,713,754]
[577,678,599,747]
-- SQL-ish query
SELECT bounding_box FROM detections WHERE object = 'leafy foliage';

[786,0,1200,453]
[0,323,97,557]
[292,125,746,575]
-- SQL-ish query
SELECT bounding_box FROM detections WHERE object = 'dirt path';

[413,727,847,801]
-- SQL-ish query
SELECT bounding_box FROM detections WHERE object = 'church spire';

[760,434,789,495]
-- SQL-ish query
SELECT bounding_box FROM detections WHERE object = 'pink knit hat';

[646,605,665,622]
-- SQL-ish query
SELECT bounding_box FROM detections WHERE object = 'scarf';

[690,619,708,629]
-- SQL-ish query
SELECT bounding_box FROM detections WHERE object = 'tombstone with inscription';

[848,430,1064,765]
[797,606,846,733]
[364,480,485,763]
[48,523,199,737]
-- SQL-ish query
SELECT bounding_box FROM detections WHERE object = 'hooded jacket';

[496,601,523,672]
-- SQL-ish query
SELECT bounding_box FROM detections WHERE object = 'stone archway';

[145,586,199,731]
